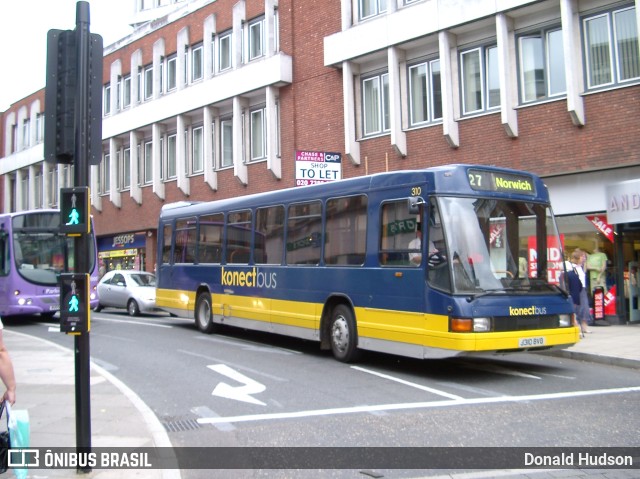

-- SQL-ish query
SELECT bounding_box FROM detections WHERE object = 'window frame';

[517,27,566,104]
[218,32,233,72]
[191,125,204,174]
[166,55,177,91]
[583,5,640,90]
[248,18,265,61]
[192,43,204,82]
[359,0,387,21]
[459,44,500,116]
[143,64,154,101]
[361,72,390,137]
[220,118,233,168]
[408,58,443,127]
[250,107,266,161]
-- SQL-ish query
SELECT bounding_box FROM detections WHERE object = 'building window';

[144,141,153,184]
[219,32,232,72]
[460,45,500,115]
[362,73,390,136]
[34,171,43,209]
[48,169,58,207]
[166,55,177,91]
[144,65,153,100]
[518,28,566,103]
[192,44,203,82]
[220,119,233,168]
[248,18,264,61]
[22,119,30,150]
[166,134,177,179]
[122,75,131,107]
[100,153,111,194]
[359,0,387,21]
[192,126,204,173]
[583,6,640,89]
[103,84,111,116]
[121,147,131,190]
[250,107,266,161]
[408,59,442,126]
[35,113,44,143]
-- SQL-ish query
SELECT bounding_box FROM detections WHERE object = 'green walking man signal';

[60,273,90,334]
[60,187,90,235]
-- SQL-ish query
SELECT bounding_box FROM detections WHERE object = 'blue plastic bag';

[7,403,29,479]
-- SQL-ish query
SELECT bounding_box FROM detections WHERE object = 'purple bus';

[0,209,99,318]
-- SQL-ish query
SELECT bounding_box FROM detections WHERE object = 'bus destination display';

[468,169,536,195]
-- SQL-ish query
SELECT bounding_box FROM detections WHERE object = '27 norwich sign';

[295,151,342,186]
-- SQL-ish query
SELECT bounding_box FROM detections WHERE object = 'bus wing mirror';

[408,197,425,215]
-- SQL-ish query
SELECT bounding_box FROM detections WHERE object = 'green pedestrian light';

[60,273,90,334]
[60,187,90,235]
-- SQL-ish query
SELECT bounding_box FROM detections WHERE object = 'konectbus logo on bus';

[221,267,277,289]
[509,305,547,316]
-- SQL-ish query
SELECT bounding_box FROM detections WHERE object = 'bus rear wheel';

[330,304,360,363]
[195,292,218,334]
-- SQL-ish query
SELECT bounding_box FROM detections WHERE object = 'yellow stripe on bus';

[155,288,580,352]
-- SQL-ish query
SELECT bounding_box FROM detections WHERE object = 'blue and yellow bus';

[156,164,579,361]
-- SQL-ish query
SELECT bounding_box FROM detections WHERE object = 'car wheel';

[329,304,360,363]
[94,303,103,312]
[195,292,219,334]
[127,299,140,317]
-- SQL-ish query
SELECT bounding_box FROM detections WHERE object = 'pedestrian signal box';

[60,187,90,235]
[60,273,90,334]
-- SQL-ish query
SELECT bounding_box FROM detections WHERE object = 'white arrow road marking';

[208,364,267,406]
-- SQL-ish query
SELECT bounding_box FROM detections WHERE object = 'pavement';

[3,321,640,479]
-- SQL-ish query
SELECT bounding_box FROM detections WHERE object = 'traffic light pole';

[45,2,103,470]
[73,2,92,471]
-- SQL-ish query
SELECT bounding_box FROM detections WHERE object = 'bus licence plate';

[518,336,545,347]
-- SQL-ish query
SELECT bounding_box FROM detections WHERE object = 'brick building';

[1,0,640,321]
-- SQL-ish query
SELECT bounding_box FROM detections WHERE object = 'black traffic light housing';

[44,28,103,165]
[60,187,90,235]
[60,273,90,334]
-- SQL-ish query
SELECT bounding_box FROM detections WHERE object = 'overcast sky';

[0,0,134,111]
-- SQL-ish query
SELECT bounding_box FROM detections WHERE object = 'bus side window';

[324,195,367,266]
[0,234,7,276]
[199,214,223,264]
[379,200,417,266]
[162,224,172,264]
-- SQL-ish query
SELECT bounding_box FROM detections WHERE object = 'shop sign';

[295,150,342,186]
[586,215,614,243]
[606,179,640,224]
[605,285,617,316]
[99,249,138,259]
[527,235,565,285]
[98,234,146,251]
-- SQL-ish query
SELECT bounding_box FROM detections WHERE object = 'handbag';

[0,401,8,474]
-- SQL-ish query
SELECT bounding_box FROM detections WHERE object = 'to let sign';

[295,151,342,186]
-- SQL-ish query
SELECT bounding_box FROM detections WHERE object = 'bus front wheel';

[195,293,218,334]
[330,305,360,363]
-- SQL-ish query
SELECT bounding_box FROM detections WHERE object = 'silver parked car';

[95,270,157,316]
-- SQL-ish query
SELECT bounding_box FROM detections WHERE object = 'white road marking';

[197,385,640,425]
[351,366,464,400]
[90,317,173,328]
[208,364,267,406]
[459,362,541,379]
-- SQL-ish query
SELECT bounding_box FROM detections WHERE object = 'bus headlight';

[450,317,491,332]
[559,314,572,327]
[473,317,491,332]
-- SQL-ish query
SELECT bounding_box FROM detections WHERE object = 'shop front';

[546,166,640,324]
[97,233,149,275]
[606,178,640,324]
